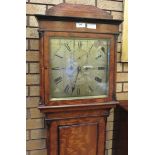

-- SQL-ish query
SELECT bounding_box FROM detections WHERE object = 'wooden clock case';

[36,3,122,155]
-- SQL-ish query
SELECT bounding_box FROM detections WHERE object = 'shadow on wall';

[112,103,128,155]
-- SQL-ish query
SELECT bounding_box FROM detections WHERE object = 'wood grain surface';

[46,3,113,20]
[59,123,98,155]
[49,116,106,155]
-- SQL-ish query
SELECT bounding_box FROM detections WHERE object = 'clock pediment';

[46,3,113,20]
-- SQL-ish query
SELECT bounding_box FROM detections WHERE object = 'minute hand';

[71,66,81,93]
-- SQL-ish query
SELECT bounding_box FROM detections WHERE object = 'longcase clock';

[36,3,122,155]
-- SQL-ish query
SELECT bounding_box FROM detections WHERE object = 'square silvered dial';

[49,37,110,100]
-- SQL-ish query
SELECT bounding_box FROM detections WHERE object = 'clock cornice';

[46,3,113,20]
[35,3,122,24]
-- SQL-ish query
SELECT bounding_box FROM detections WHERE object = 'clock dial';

[49,38,110,100]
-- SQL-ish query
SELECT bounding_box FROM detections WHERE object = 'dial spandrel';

[49,37,110,100]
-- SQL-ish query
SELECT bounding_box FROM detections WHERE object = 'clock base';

[39,101,118,155]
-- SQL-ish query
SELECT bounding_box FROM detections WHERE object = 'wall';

[26,0,128,155]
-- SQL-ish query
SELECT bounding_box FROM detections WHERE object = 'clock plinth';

[36,3,122,155]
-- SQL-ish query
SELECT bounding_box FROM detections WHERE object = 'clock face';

[49,37,110,100]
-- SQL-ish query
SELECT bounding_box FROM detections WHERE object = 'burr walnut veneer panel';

[49,116,106,155]
[59,124,97,155]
